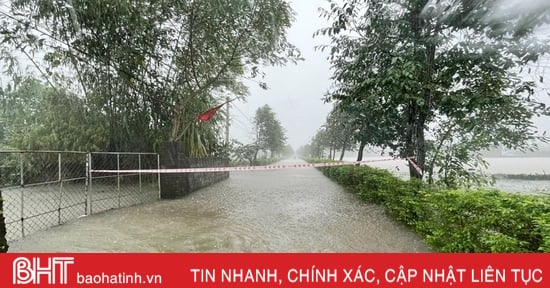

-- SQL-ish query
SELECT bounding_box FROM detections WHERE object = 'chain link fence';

[89,152,160,214]
[0,151,160,242]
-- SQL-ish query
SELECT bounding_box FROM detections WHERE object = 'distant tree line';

[232,105,291,165]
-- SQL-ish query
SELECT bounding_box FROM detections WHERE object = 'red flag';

[196,98,238,122]
[196,103,225,122]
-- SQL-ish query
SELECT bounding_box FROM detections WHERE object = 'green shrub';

[535,212,550,252]
[384,179,426,227]
[417,190,549,252]
[315,163,550,252]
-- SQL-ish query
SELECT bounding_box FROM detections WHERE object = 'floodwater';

[8,159,428,252]
[352,156,550,194]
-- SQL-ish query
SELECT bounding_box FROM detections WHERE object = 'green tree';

[253,105,287,160]
[318,0,550,185]
[282,144,295,158]
[296,143,312,158]
[324,103,359,161]
[308,128,331,159]
[0,77,108,151]
[0,0,301,155]
[231,140,258,165]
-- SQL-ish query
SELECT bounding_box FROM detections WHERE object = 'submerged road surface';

[9,159,428,252]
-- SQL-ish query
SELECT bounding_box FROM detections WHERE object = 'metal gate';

[0,151,160,242]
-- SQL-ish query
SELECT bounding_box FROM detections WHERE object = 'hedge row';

[318,164,550,252]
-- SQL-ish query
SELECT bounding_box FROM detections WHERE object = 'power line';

[233,103,255,126]
[232,117,253,135]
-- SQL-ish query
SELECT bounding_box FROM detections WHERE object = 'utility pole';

[225,96,230,144]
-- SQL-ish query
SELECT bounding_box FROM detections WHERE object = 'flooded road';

[9,159,428,252]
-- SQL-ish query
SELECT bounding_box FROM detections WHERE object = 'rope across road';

[90,158,397,174]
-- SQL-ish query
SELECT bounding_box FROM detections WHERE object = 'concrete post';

[159,142,230,199]
[159,142,189,199]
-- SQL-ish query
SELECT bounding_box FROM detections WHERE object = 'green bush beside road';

[313,162,550,252]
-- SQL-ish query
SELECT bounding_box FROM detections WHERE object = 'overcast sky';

[229,1,333,150]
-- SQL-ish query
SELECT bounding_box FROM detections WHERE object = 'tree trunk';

[356,139,366,164]
[0,190,8,252]
[414,115,426,179]
[253,148,259,165]
[170,100,182,141]
[339,138,348,161]
[414,38,436,180]
[404,101,422,178]
[404,7,436,180]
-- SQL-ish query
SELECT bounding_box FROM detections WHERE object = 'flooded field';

[353,157,550,194]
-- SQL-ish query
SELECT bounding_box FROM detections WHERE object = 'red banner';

[0,253,547,287]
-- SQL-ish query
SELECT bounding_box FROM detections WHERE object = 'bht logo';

[12,257,74,285]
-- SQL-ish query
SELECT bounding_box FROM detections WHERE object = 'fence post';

[58,153,62,225]
[117,153,121,208]
[19,152,25,238]
[85,153,92,215]
[157,153,161,199]
[138,154,142,194]
[19,152,24,188]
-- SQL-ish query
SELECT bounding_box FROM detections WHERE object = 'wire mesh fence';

[89,152,160,215]
[0,151,160,242]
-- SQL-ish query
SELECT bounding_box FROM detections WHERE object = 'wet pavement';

[8,159,429,252]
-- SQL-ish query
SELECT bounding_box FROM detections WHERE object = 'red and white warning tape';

[90,158,399,174]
